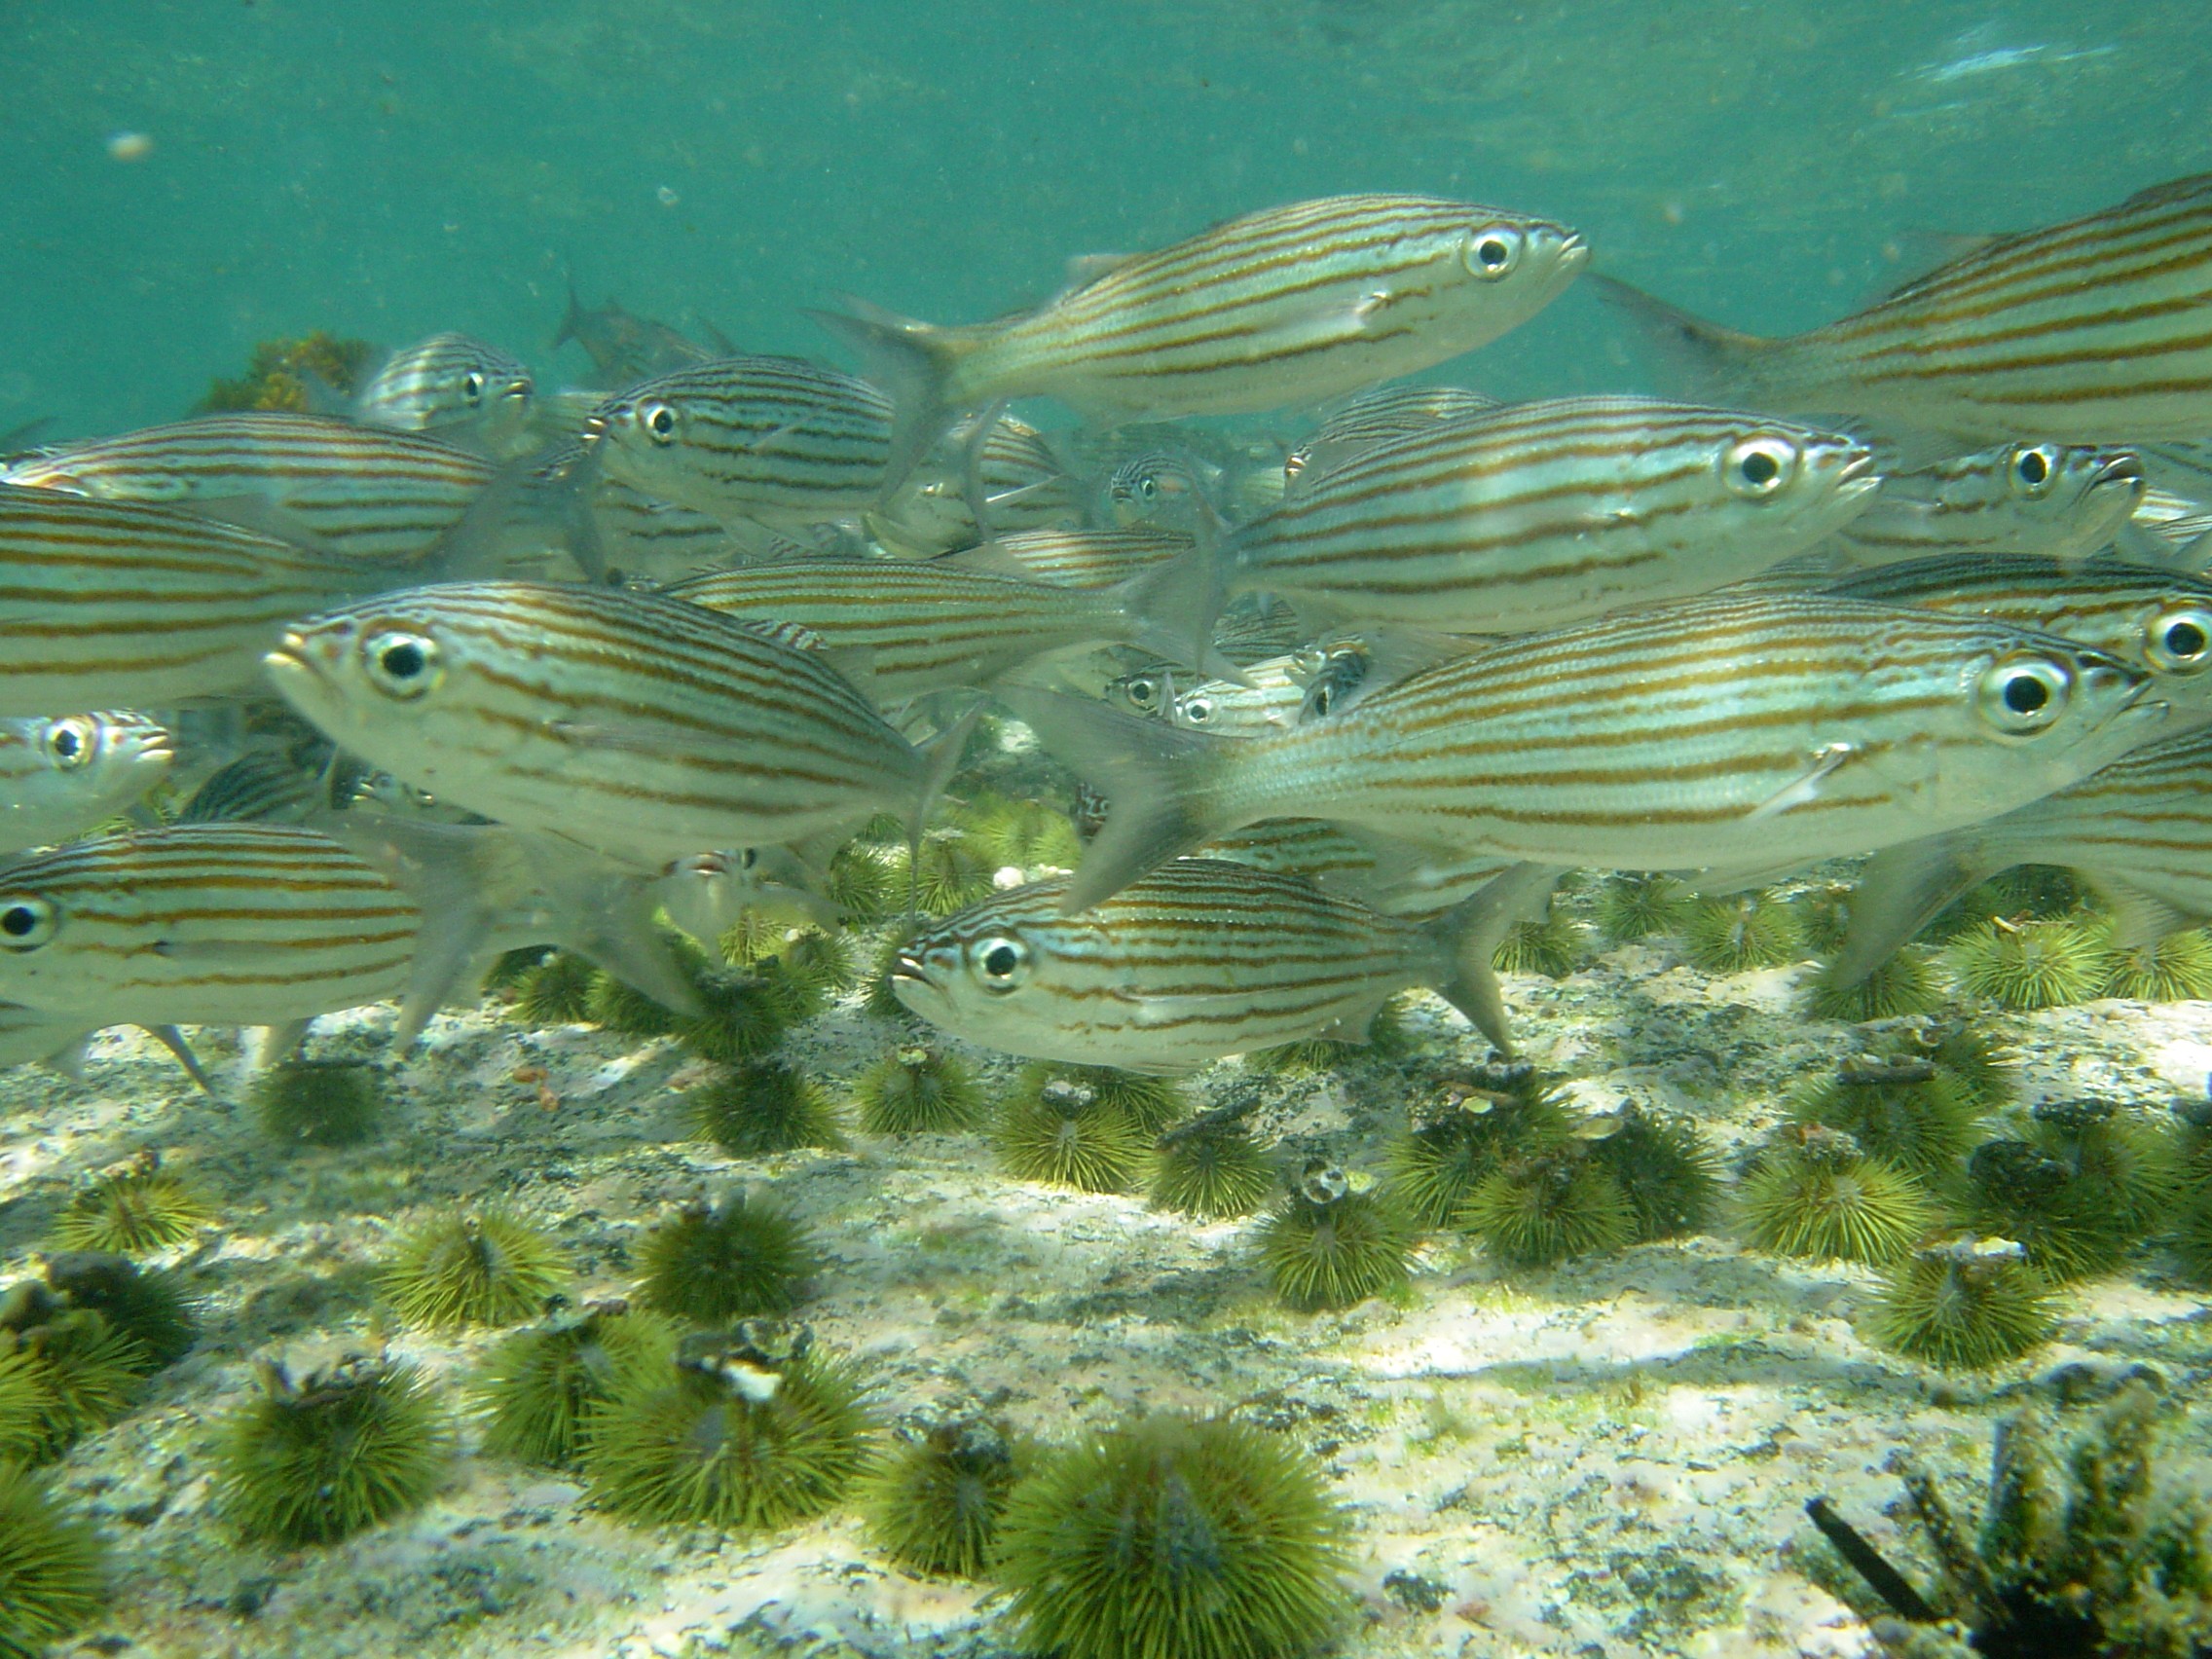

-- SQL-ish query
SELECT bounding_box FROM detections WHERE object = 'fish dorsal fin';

[1058,252,1140,295]
[2122,173,2212,212]
[1868,231,2003,302]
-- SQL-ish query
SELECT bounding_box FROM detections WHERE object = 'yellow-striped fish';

[1,413,495,566]
[1826,443,2143,568]
[890,857,1550,1068]
[0,486,369,715]
[1596,173,2212,443]
[867,411,1083,556]
[1284,382,1499,488]
[815,194,1585,484]
[264,581,974,868]
[348,332,536,456]
[943,527,1193,589]
[1220,397,1879,633]
[1010,591,2163,912]
[0,712,170,854]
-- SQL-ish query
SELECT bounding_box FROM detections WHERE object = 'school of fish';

[6,175,2212,1080]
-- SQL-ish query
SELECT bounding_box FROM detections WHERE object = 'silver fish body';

[1826,553,2212,712]
[1284,382,1499,488]
[263,581,960,867]
[0,486,368,714]
[889,858,1515,1070]
[1196,819,1518,918]
[1827,442,2144,567]
[0,824,420,1027]
[1098,450,1218,535]
[817,194,1586,481]
[553,286,724,387]
[868,412,1082,555]
[1598,172,2212,443]
[585,355,894,530]
[1014,590,2164,912]
[1,413,495,566]
[951,527,1194,589]
[352,332,535,454]
[0,712,171,853]
[1223,397,1881,633]
[1831,724,2212,984]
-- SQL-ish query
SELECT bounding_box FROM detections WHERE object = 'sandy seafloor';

[5,908,2210,1659]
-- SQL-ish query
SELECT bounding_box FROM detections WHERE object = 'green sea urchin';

[1585,1104,1721,1242]
[1595,872,1693,944]
[865,1404,1023,1578]
[854,1045,985,1136]
[1493,913,1583,977]
[676,971,791,1063]
[477,1301,679,1468]
[995,1076,1149,1193]
[1866,1236,2057,1371]
[41,1252,198,1372]
[2099,928,2212,1002]
[1680,893,1804,975]
[0,1461,104,1658]
[1150,1109,1276,1221]
[1259,1162,1417,1311]
[1803,948,1945,1022]
[1947,917,2112,1011]
[49,1152,211,1255]
[1786,1058,1984,1185]
[685,1059,848,1156]
[510,951,598,1025]
[1737,1127,1936,1265]
[634,1193,818,1325]
[1456,1148,1634,1267]
[1382,1065,1575,1228]
[995,1412,1354,1659]
[580,1322,874,1531]
[375,1210,570,1331]
[214,1355,451,1545]
[252,1057,388,1147]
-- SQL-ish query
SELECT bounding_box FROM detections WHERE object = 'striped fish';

[523,442,738,583]
[349,332,535,453]
[1108,631,1462,738]
[1,413,495,566]
[0,486,369,715]
[1009,590,2165,913]
[553,284,726,387]
[583,354,893,530]
[1825,442,2144,568]
[1595,173,2212,443]
[0,824,420,1028]
[1830,724,2212,985]
[1284,382,1499,488]
[943,527,1192,588]
[668,550,1228,704]
[176,751,327,825]
[868,411,1082,556]
[263,581,974,868]
[2127,484,2212,569]
[1826,554,2212,711]
[889,857,1547,1068]
[1221,397,1880,633]
[1097,450,1218,535]
[1196,818,1519,919]
[814,194,1586,485]
[0,712,170,854]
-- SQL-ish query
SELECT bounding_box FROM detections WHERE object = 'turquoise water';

[10,0,2208,435]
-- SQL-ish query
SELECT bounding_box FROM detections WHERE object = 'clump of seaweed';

[1737,1125,1938,1266]
[1866,1236,2057,1371]
[1807,1382,2211,1656]
[1585,1103,1722,1241]
[1382,1061,1576,1227]
[198,331,374,413]
[2099,928,2212,1002]
[633,1192,819,1325]
[509,950,599,1024]
[1457,1144,1635,1267]
[1150,1105,1276,1221]
[1787,1055,1986,1186]
[580,1321,874,1531]
[476,1300,679,1468]
[1595,871,1693,944]
[49,1151,212,1255]
[252,1057,389,1147]
[854,1045,985,1136]
[1680,893,1804,975]
[1805,948,1947,1022]
[0,1461,105,1658]
[1947,917,2113,1011]
[865,1400,1025,1578]
[995,1412,1354,1659]
[685,1059,848,1156]
[214,1354,451,1545]
[995,1075,1150,1193]
[1259,1161,1417,1311]
[375,1209,570,1331]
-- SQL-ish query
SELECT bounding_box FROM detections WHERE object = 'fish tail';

[808,296,978,497]
[911,702,987,849]
[551,276,587,352]
[1825,831,1989,988]
[1588,274,1784,406]
[439,451,608,583]
[1108,536,1236,683]
[1421,863,1562,1057]
[995,688,1242,914]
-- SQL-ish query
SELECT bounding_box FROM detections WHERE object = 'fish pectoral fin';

[1745,743,1861,822]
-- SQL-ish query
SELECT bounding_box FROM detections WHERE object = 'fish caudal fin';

[808,296,978,498]
[996,688,1241,914]
[1588,274,1782,406]
[1423,863,1562,1057]
[1826,831,1990,988]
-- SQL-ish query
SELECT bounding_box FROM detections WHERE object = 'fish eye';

[460,370,486,406]
[971,934,1030,992]
[639,401,679,444]
[1179,695,1214,724]
[0,895,56,950]
[1120,676,1160,713]
[1722,436,1798,498]
[1466,227,1521,277]
[2010,444,2057,495]
[43,718,95,769]
[361,629,444,700]
[1309,684,1335,717]
[2147,607,2212,673]
[739,847,760,869]
[1975,654,2073,735]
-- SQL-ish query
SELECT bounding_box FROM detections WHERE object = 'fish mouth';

[888,950,934,988]
[2092,452,2146,490]
[578,411,609,448]
[1556,233,1592,273]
